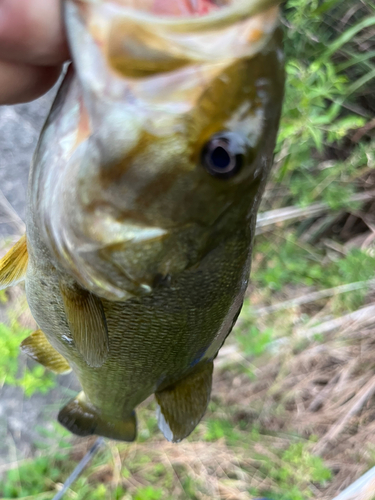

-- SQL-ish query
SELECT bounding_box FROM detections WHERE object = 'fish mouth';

[98,0,228,18]
[77,0,280,22]
[68,0,281,79]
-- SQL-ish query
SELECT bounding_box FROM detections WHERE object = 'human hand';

[0,0,69,104]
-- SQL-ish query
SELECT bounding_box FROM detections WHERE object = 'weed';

[204,418,241,445]
[251,235,375,312]
[274,0,375,210]
[236,325,273,357]
[258,442,331,500]
[0,321,55,396]
[134,486,163,500]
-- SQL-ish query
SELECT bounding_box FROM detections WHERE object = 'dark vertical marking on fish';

[60,281,109,368]
[0,234,28,289]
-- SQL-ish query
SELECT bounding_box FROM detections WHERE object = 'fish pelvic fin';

[155,361,214,443]
[0,235,28,289]
[60,282,109,368]
[20,329,71,374]
[58,392,137,442]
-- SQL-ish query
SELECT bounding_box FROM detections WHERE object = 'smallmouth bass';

[0,0,284,442]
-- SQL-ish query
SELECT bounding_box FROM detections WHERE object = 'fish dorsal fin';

[60,282,109,368]
[0,235,28,289]
[155,361,214,443]
[21,329,71,374]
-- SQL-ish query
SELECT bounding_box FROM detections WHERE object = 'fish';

[0,0,284,442]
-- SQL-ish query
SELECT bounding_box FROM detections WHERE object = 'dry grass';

[217,323,375,497]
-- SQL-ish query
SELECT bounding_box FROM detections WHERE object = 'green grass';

[252,235,375,307]
[0,319,55,397]
[0,426,72,499]
[0,411,332,499]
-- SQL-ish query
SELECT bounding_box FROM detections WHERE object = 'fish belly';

[25,228,251,424]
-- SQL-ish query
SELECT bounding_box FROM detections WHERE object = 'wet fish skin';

[0,1,284,442]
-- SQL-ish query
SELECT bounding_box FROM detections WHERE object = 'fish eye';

[201,132,246,179]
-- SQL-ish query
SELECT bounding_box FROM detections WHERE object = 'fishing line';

[52,437,105,500]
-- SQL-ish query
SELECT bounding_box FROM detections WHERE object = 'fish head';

[31,0,284,300]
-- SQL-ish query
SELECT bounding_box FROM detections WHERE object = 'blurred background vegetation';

[1,0,375,498]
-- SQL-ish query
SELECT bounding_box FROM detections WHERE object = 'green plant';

[259,442,331,500]
[134,486,163,500]
[252,234,375,310]
[0,429,72,499]
[236,325,273,357]
[273,0,375,209]
[0,321,55,396]
[1,456,62,498]
[204,418,241,445]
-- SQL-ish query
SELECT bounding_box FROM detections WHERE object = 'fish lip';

[76,0,281,31]
[67,0,280,85]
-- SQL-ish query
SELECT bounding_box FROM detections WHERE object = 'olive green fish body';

[26,226,250,418]
[0,0,284,442]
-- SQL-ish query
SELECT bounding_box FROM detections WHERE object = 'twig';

[52,437,104,500]
[254,279,375,316]
[296,304,375,339]
[216,304,375,370]
[255,190,375,235]
[308,372,341,412]
[351,117,375,143]
[314,374,375,455]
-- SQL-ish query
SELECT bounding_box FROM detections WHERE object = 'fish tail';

[0,235,28,289]
[58,392,137,442]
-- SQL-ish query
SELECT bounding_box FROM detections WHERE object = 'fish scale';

[0,0,284,442]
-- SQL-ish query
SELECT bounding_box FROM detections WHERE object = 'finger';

[0,60,62,104]
[0,0,69,66]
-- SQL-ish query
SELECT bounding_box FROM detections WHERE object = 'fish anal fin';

[21,329,71,374]
[155,361,214,443]
[60,282,109,368]
[58,392,137,441]
[0,235,28,290]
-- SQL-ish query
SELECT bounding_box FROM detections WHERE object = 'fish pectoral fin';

[60,282,109,368]
[58,392,137,442]
[0,234,28,289]
[155,361,214,443]
[21,329,71,374]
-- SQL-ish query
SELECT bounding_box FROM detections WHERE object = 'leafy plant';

[204,418,241,445]
[274,0,375,208]
[252,234,375,311]
[236,325,274,357]
[0,321,55,396]
[134,486,163,500]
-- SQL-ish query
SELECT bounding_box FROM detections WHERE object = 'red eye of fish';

[201,132,245,179]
